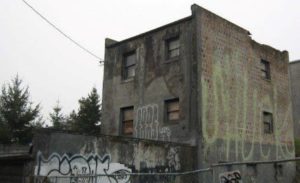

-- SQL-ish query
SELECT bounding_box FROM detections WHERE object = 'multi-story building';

[0,4,295,183]
[102,4,295,182]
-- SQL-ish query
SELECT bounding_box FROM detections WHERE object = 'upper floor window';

[165,98,180,122]
[121,106,134,136]
[123,52,136,80]
[166,37,180,59]
[261,59,271,80]
[263,111,273,134]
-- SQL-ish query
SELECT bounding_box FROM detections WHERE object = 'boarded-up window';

[261,59,271,80]
[123,52,136,79]
[166,98,180,121]
[166,37,180,59]
[121,107,134,135]
[263,111,273,134]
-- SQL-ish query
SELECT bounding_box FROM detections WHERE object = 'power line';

[22,0,104,64]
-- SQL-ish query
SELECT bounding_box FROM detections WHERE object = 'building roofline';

[191,4,251,35]
[106,15,193,48]
[290,60,300,64]
[34,128,195,147]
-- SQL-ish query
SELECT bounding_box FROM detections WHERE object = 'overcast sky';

[0,0,299,125]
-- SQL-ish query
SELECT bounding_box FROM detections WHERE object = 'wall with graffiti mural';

[192,5,296,182]
[195,4,295,163]
[35,152,131,183]
[30,130,195,183]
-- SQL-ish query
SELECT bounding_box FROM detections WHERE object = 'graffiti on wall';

[201,47,295,161]
[219,170,242,183]
[137,147,180,183]
[35,151,131,183]
[134,104,171,141]
[167,147,181,171]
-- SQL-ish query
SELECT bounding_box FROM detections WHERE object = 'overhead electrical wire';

[22,0,104,64]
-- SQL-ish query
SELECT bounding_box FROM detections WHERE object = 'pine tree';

[71,88,101,134]
[0,75,41,144]
[49,101,65,129]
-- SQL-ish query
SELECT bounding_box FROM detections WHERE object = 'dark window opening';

[166,37,180,59]
[121,106,134,135]
[263,111,273,134]
[123,52,136,80]
[165,98,180,121]
[261,59,271,80]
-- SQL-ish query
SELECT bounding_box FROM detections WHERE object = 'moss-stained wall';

[102,17,197,144]
[192,4,295,183]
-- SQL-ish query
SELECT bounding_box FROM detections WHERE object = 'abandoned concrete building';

[0,4,296,183]
[102,3,295,182]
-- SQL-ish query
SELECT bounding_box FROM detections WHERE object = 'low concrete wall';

[29,129,196,182]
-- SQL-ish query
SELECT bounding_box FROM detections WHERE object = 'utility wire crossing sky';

[22,0,104,64]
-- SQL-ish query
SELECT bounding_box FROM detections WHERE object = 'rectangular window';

[121,107,134,135]
[165,98,180,121]
[263,111,273,134]
[166,37,180,59]
[261,59,271,80]
[123,52,136,80]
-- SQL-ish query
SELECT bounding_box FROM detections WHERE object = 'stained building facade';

[0,4,296,183]
[102,4,295,182]
[290,60,300,155]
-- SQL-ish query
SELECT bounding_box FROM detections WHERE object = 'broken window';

[165,98,180,121]
[166,37,180,59]
[121,106,134,135]
[263,111,273,134]
[261,59,271,80]
[123,52,136,80]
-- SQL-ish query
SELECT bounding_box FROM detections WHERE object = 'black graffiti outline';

[220,171,241,183]
[36,151,131,183]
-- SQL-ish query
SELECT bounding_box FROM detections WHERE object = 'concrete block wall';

[192,4,295,182]
[290,61,300,147]
[30,130,196,182]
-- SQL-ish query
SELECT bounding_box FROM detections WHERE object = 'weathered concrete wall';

[30,130,196,182]
[192,4,295,182]
[290,61,300,149]
[102,17,197,144]
[0,144,32,183]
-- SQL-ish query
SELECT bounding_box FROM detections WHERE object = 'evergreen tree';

[71,88,101,134]
[0,75,41,144]
[49,100,65,129]
[65,110,77,131]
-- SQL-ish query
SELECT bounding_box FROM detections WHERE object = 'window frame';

[261,59,271,80]
[122,51,136,80]
[120,106,134,136]
[165,98,180,123]
[263,111,273,134]
[165,36,180,60]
